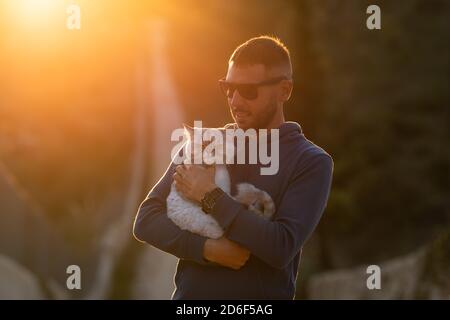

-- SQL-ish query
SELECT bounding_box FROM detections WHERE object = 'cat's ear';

[183,123,194,139]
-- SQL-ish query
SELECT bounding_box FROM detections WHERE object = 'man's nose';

[229,89,246,107]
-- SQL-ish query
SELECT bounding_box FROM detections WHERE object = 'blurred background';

[0,0,448,299]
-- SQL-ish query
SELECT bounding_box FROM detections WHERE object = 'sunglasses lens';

[237,85,258,100]
[219,81,258,100]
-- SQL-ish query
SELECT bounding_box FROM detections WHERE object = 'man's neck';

[264,112,285,130]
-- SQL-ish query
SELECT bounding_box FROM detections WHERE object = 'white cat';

[167,125,275,239]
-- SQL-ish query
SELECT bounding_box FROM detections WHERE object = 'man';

[133,36,333,299]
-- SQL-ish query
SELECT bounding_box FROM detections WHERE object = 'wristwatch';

[201,187,225,214]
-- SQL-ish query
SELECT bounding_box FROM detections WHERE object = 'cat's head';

[183,124,235,165]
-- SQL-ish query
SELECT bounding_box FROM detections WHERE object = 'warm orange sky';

[0,0,297,131]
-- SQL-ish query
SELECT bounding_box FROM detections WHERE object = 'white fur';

[166,126,276,239]
[167,164,230,239]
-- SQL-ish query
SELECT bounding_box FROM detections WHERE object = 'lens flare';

[5,0,63,30]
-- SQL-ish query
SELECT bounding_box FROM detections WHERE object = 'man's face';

[224,64,283,130]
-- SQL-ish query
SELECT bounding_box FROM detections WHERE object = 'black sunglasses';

[218,76,288,100]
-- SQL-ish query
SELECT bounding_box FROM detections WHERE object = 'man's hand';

[203,237,250,270]
[173,164,216,203]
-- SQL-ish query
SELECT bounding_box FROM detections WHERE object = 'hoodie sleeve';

[133,161,211,265]
[210,153,334,269]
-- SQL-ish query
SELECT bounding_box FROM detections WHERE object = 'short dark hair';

[229,35,292,77]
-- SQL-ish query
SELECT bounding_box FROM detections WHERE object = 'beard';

[231,95,278,130]
[253,96,278,129]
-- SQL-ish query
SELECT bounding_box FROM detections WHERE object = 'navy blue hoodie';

[133,121,333,299]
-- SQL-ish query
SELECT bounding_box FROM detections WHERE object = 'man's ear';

[280,80,293,102]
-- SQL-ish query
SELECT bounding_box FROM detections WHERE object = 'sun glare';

[5,0,63,29]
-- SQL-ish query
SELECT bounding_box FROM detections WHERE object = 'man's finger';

[173,173,189,187]
[175,181,188,194]
[173,172,181,181]
[175,165,186,176]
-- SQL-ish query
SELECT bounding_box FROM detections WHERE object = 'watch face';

[202,188,224,213]
[206,197,214,211]
[201,195,212,213]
